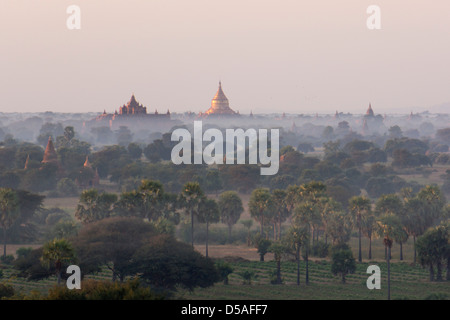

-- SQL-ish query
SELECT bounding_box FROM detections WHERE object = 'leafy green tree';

[41,238,76,285]
[416,225,449,281]
[56,178,79,197]
[0,188,20,258]
[197,198,220,257]
[349,196,371,262]
[3,190,44,245]
[204,170,223,196]
[131,234,219,291]
[417,185,446,222]
[127,142,143,160]
[115,126,133,146]
[73,217,157,282]
[218,191,244,243]
[326,211,353,246]
[331,243,356,284]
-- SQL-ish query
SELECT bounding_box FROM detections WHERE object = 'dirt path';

[194,244,274,261]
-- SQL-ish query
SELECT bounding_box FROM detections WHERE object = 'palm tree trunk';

[296,245,300,286]
[278,220,282,242]
[436,261,442,281]
[387,246,391,301]
[305,246,309,285]
[400,242,403,261]
[413,236,416,264]
[3,227,6,258]
[368,235,372,260]
[358,225,362,262]
[430,263,434,281]
[206,221,209,258]
[276,260,281,284]
[446,257,450,281]
[273,222,277,241]
[260,215,264,236]
[191,210,194,248]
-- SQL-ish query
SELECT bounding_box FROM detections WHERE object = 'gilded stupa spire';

[204,81,237,116]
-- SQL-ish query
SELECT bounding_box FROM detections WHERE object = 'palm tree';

[293,202,319,285]
[349,196,371,262]
[271,189,289,241]
[0,188,20,258]
[377,213,402,300]
[375,194,403,260]
[218,191,244,243]
[402,198,426,263]
[249,188,273,236]
[41,238,76,285]
[240,219,253,246]
[138,180,166,220]
[75,189,117,224]
[286,225,309,285]
[197,198,220,257]
[318,197,342,245]
[180,182,205,247]
[269,241,288,284]
[361,213,377,260]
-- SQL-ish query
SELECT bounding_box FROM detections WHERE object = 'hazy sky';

[1,0,449,114]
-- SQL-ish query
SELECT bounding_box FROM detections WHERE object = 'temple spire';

[42,136,58,164]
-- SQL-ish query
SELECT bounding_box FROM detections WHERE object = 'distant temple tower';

[76,155,100,188]
[204,82,237,115]
[42,136,58,164]
[119,94,147,115]
[24,154,30,170]
[366,103,374,117]
[83,155,92,169]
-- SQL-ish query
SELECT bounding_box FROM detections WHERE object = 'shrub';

[45,279,164,300]
[425,293,448,300]
[268,269,284,285]
[215,260,234,285]
[16,247,33,259]
[0,283,14,298]
[238,270,258,285]
[312,240,330,258]
[0,255,14,265]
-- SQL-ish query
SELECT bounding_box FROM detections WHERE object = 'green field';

[176,260,449,300]
[2,256,448,300]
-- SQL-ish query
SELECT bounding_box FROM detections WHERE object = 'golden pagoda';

[204,82,238,116]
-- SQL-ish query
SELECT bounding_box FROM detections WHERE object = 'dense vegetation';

[0,115,449,300]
